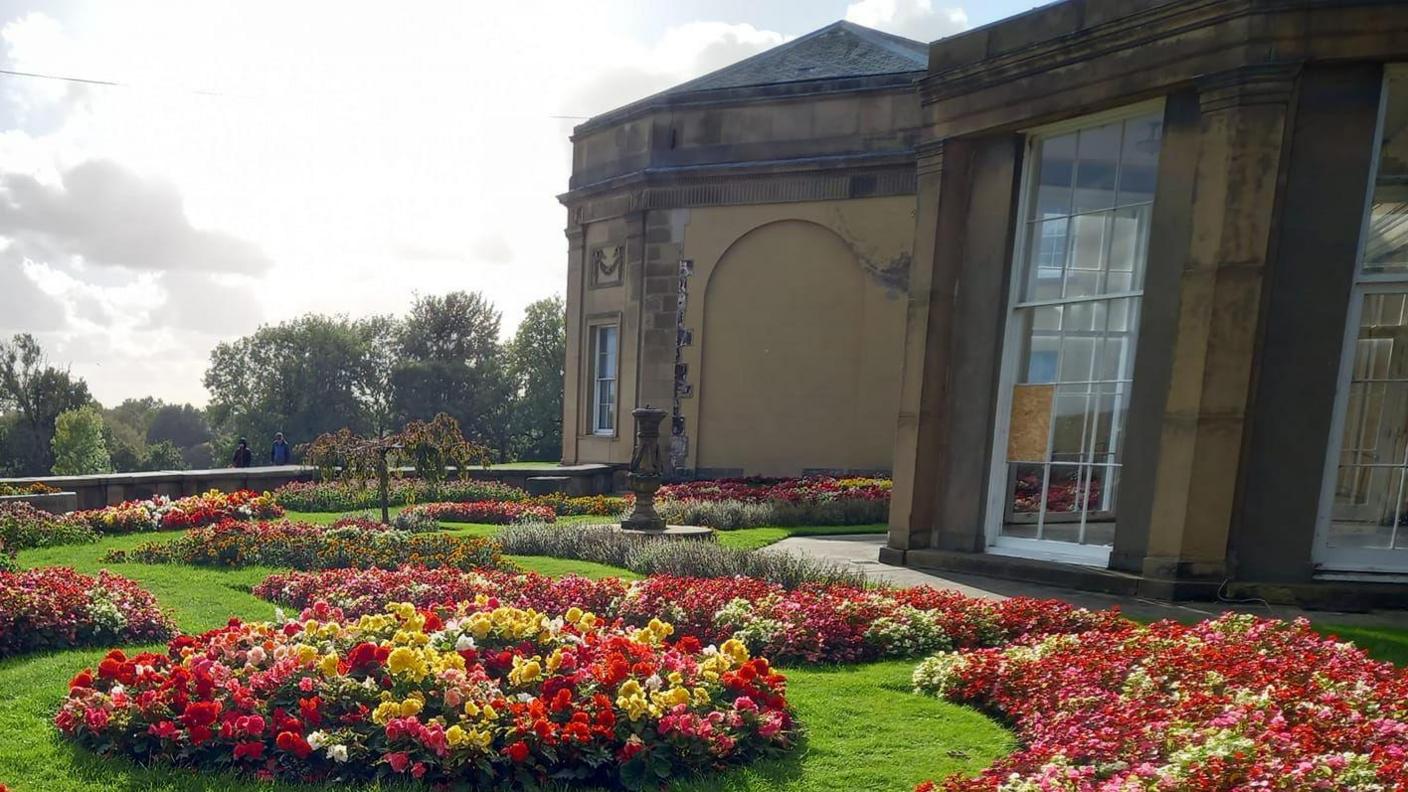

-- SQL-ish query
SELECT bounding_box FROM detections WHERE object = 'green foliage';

[391,291,513,457]
[506,295,565,461]
[0,334,93,475]
[203,314,390,448]
[497,523,867,588]
[146,403,213,449]
[142,439,188,470]
[51,405,112,475]
[398,413,490,488]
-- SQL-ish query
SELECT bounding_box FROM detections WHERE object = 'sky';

[0,0,1045,406]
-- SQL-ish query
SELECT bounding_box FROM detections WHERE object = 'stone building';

[882,0,1408,606]
[558,21,924,477]
[560,1,1408,604]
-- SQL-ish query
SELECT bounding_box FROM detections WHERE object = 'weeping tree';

[299,413,489,524]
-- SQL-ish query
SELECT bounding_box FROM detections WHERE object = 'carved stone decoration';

[621,406,667,531]
[591,245,624,286]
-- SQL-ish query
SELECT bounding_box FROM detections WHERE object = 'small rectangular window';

[592,325,618,435]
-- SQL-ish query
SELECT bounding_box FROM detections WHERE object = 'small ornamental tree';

[398,413,489,493]
[300,413,489,524]
[51,405,112,476]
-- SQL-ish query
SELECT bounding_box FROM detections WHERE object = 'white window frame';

[984,99,1165,568]
[1313,67,1408,575]
[590,323,619,436]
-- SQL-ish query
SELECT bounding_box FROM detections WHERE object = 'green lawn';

[0,523,1009,792]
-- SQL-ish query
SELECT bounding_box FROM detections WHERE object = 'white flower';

[328,744,348,763]
[455,634,476,651]
[306,731,327,750]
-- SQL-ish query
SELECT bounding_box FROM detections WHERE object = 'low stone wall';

[0,491,78,514]
[0,464,621,512]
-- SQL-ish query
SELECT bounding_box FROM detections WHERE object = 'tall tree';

[51,405,112,475]
[392,292,512,456]
[204,315,388,450]
[147,403,213,449]
[506,295,565,461]
[0,334,93,475]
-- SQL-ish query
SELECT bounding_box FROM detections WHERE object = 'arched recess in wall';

[696,218,894,476]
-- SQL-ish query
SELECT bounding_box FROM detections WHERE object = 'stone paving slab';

[769,534,1408,629]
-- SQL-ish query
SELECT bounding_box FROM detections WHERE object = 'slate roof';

[665,21,928,94]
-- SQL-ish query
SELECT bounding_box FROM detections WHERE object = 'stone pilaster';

[884,139,947,560]
[560,221,587,464]
[1141,63,1300,593]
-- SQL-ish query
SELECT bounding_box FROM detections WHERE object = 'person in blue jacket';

[270,432,292,465]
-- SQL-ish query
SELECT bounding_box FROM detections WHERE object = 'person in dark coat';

[231,438,253,468]
[270,432,292,465]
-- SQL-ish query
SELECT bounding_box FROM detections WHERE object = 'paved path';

[770,533,1408,629]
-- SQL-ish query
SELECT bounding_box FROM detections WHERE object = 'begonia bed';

[57,600,793,789]
[0,567,173,657]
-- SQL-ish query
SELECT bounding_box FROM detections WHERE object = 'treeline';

[0,291,565,477]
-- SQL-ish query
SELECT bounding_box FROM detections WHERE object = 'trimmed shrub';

[497,523,866,588]
[655,497,887,529]
[0,502,97,549]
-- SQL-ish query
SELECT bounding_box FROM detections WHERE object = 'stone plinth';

[616,524,714,540]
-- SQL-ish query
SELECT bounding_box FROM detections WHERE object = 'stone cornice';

[919,0,1398,108]
[1196,62,1302,112]
[573,73,921,140]
[560,161,917,225]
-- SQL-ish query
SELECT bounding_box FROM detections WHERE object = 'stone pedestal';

[617,405,713,539]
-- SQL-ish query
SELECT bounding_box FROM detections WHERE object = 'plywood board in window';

[1007,384,1054,462]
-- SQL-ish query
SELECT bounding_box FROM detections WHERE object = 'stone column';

[560,221,586,464]
[884,139,949,561]
[1141,63,1300,595]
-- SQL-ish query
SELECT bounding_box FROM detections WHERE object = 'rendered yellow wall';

[680,197,913,475]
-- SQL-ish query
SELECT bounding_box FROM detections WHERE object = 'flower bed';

[0,567,173,657]
[0,481,60,496]
[524,493,631,517]
[255,567,631,619]
[103,519,506,572]
[658,476,890,504]
[912,614,1408,790]
[255,567,1117,665]
[401,500,557,525]
[0,501,98,549]
[271,479,527,512]
[652,476,891,529]
[57,600,794,788]
[68,489,283,534]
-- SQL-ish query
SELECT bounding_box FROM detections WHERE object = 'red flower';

[68,670,94,690]
[505,740,530,763]
[233,741,265,761]
[180,700,221,728]
[385,751,410,773]
[275,730,311,759]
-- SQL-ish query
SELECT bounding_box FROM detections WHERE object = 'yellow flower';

[372,701,401,725]
[721,638,750,665]
[318,653,340,677]
[692,687,712,707]
[481,704,499,721]
[463,700,481,718]
[400,698,423,717]
[546,648,564,674]
[446,725,469,747]
[565,607,583,624]
[296,644,318,664]
[386,647,427,680]
[509,658,542,686]
[579,612,598,630]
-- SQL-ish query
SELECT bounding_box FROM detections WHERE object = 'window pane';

[1033,133,1076,219]
[1000,107,1161,547]
[1073,122,1121,214]
[1364,70,1408,275]
[1328,292,1408,549]
[1116,116,1162,206]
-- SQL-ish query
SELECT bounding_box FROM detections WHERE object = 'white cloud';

[0,3,858,405]
[845,0,968,41]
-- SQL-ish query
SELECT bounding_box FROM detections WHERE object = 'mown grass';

[1,522,1010,792]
